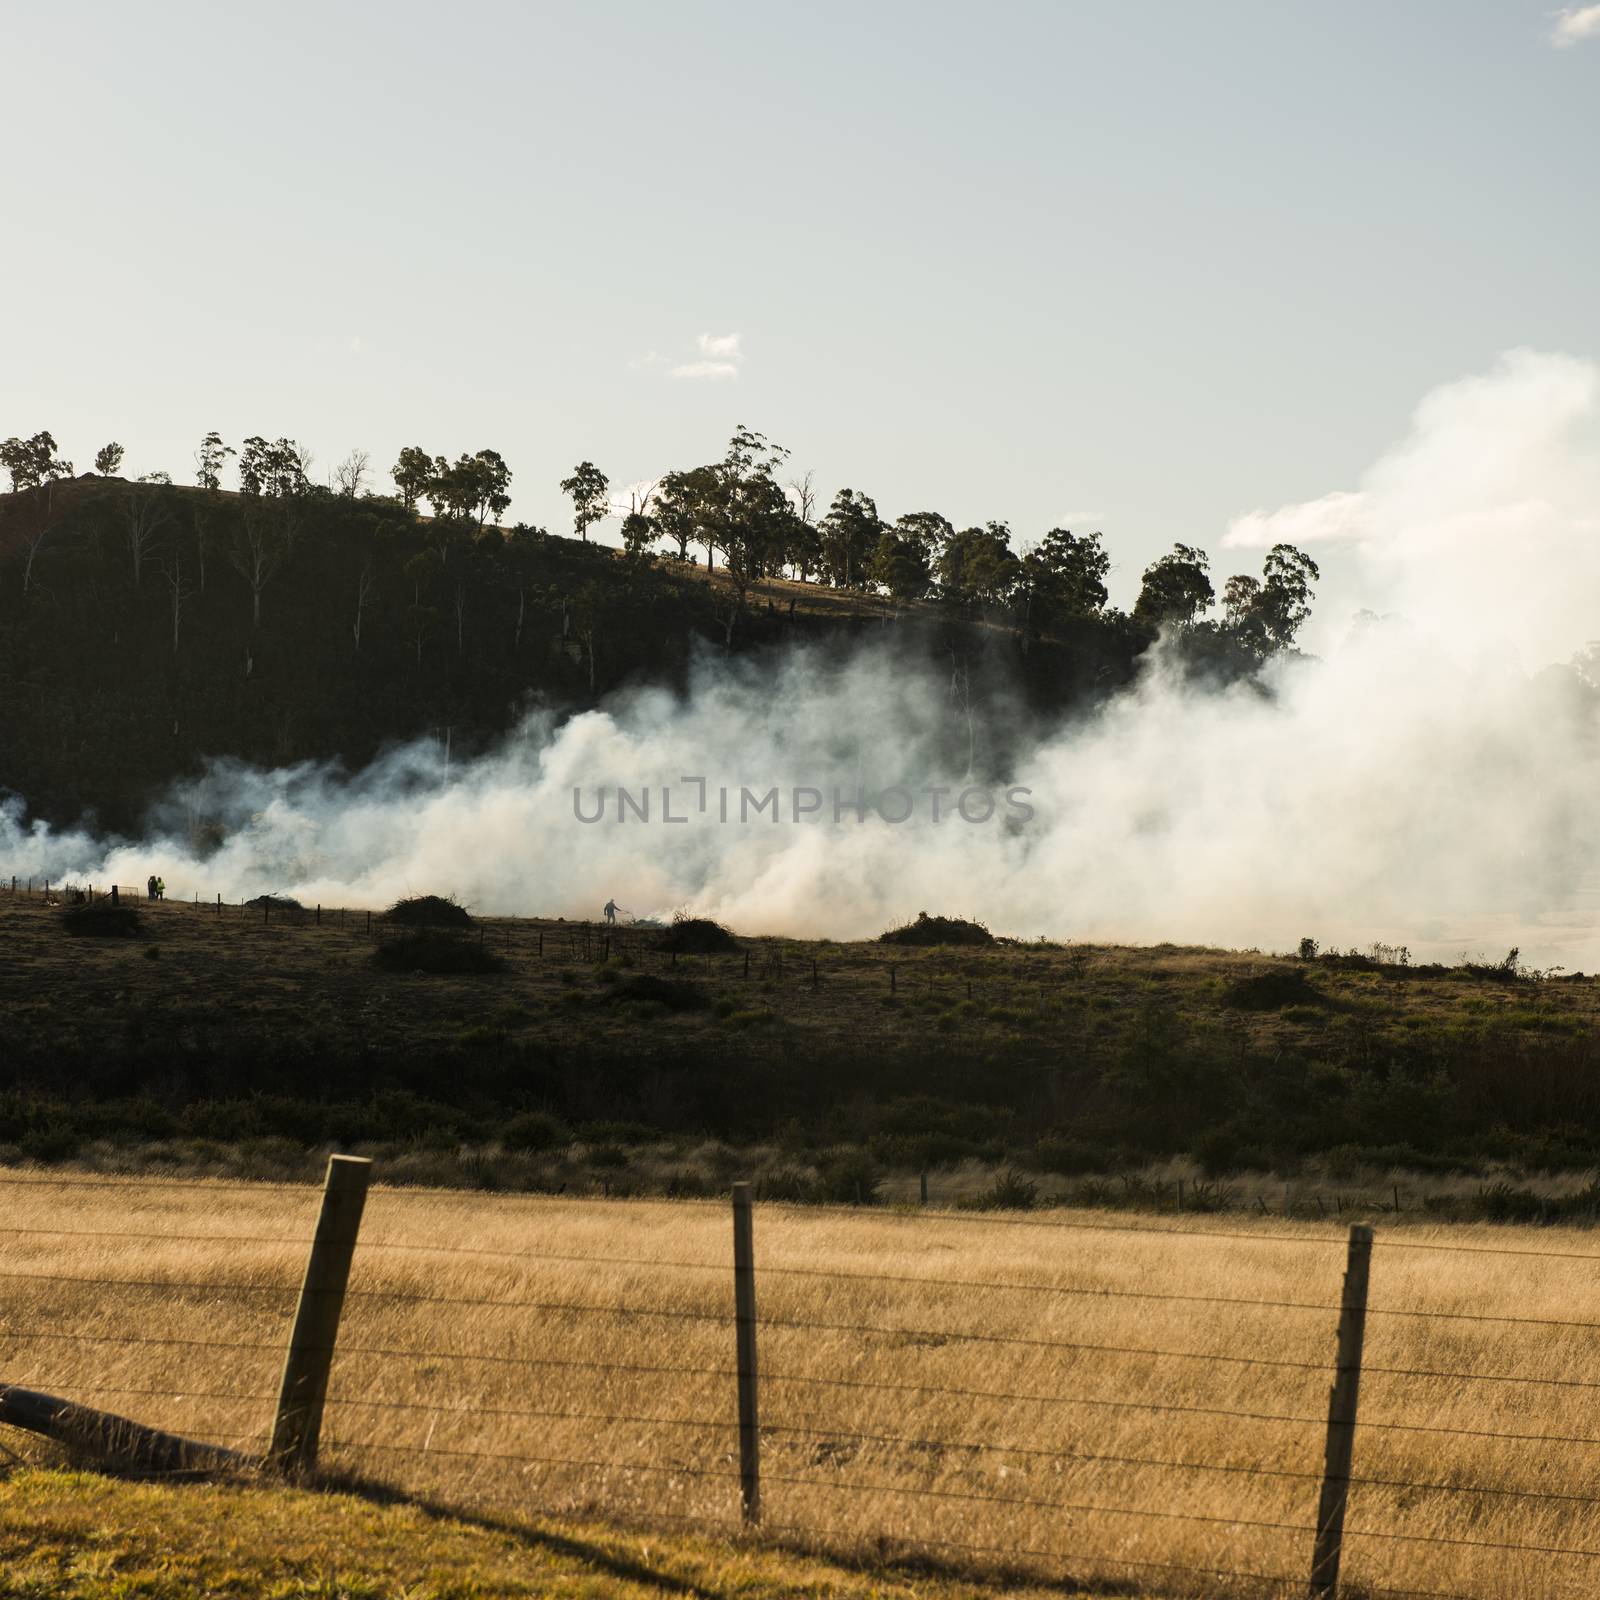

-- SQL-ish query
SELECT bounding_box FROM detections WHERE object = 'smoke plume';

[5,351,1599,968]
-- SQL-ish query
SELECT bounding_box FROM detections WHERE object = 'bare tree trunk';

[352,562,374,652]
[165,557,192,654]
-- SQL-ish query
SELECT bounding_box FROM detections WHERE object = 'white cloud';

[669,331,744,381]
[1224,489,1372,549]
[1551,5,1600,45]
[669,360,741,381]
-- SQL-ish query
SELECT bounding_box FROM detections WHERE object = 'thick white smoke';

[4,350,1599,967]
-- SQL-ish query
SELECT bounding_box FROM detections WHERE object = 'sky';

[3,0,1598,609]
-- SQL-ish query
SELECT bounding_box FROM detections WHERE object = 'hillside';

[0,475,1147,836]
[1,888,1596,1197]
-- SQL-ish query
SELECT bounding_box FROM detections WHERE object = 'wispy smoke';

[5,352,1599,968]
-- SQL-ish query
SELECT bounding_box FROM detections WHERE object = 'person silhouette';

[603,899,617,925]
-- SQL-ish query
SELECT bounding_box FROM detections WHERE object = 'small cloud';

[669,331,744,381]
[628,350,665,370]
[1222,489,1372,549]
[347,336,363,354]
[1551,5,1600,45]
[670,360,741,381]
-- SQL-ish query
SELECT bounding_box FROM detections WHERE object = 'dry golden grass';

[4,1172,1600,1596]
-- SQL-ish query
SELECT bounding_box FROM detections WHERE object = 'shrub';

[871,1131,981,1169]
[1462,948,1529,983]
[1298,937,1320,961]
[577,1121,661,1146]
[1476,1181,1544,1223]
[1224,968,1325,1011]
[1031,1135,1114,1176]
[815,1147,884,1205]
[656,914,740,953]
[983,1167,1040,1210]
[61,903,142,938]
[600,974,709,1012]
[384,894,473,928]
[372,933,507,975]
[501,1111,570,1151]
[879,911,994,947]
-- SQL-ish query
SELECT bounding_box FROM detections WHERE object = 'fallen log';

[0,1383,250,1476]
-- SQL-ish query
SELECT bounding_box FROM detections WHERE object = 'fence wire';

[6,1173,1600,1598]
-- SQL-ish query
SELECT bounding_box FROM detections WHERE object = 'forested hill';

[0,462,1313,837]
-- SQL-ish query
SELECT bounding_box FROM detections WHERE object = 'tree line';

[2,422,1320,661]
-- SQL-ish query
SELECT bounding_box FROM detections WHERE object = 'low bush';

[384,894,473,928]
[815,1147,884,1205]
[61,903,142,938]
[656,914,740,954]
[600,974,709,1012]
[1224,968,1325,1011]
[501,1111,570,1151]
[879,911,994,948]
[984,1167,1040,1210]
[1030,1134,1116,1176]
[372,933,507,975]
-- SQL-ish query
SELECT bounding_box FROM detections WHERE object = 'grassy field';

[3,1170,1599,1597]
[3,886,1600,1201]
[0,1468,1100,1600]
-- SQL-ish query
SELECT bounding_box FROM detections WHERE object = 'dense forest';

[0,426,1320,834]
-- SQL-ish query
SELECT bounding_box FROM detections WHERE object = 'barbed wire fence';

[6,1165,1600,1594]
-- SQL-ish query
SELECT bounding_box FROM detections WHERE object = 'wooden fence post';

[732,1181,761,1524]
[1309,1222,1373,1597]
[269,1154,373,1473]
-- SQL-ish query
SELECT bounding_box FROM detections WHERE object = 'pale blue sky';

[3,0,1596,603]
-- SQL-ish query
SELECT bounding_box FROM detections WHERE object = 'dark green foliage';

[980,1168,1040,1210]
[1031,1135,1117,1175]
[600,974,709,1012]
[372,933,506,975]
[879,912,994,947]
[1224,968,1325,1011]
[656,916,740,954]
[0,468,1319,840]
[385,894,473,928]
[1462,949,1527,982]
[501,1111,571,1151]
[61,903,142,937]
[815,1147,885,1205]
